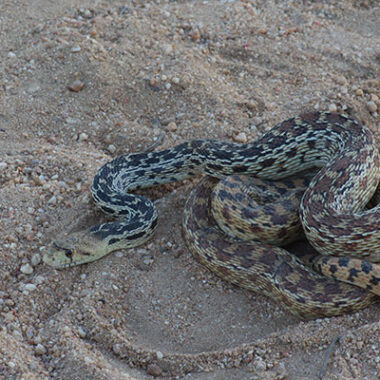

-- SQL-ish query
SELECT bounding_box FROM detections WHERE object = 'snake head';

[43,233,106,269]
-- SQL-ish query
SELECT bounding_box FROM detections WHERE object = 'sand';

[0,0,379,379]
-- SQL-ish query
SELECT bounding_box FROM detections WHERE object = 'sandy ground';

[0,0,379,379]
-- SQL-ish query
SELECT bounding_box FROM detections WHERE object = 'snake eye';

[65,249,73,258]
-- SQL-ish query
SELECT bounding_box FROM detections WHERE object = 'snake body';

[44,112,380,318]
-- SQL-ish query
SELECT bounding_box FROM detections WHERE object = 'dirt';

[0,0,379,379]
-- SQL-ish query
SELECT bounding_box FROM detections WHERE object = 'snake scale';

[44,112,380,319]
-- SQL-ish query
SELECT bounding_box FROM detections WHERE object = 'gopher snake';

[44,112,380,318]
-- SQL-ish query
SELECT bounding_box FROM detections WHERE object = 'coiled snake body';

[44,112,380,319]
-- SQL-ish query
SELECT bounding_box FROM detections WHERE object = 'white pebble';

[24,283,37,292]
[156,351,164,360]
[165,82,171,90]
[108,144,116,154]
[35,343,47,355]
[328,103,337,112]
[34,275,45,284]
[78,326,87,338]
[78,132,88,141]
[7,51,16,59]
[48,195,57,205]
[172,77,180,84]
[233,132,248,143]
[71,45,81,52]
[20,263,34,274]
[0,162,8,170]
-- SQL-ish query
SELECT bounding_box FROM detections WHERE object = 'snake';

[43,111,380,319]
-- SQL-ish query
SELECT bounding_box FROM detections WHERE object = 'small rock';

[107,144,116,154]
[328,103,337,112]
[78,326,86,338]
[355,88,364,96]
[191,29,201,42]
[48,195,57,205]
[20,263,33,274]
[7,51,16,59]
[156,351,164,360]
[78,132,88,141]
[24,283,37,292]
[233,132,248,143]
[164,44,173,55]
[172,77,180,84]
[335,75,348,86]
[68,80,84,92]
[253,356,267,371]
[25,327,34,339]
[83,9,92,18]
[367,101,378,113]
[166,122,177,131]
[146,363,162,377]
[31,253,41,266]
[71,45,81,53]
[112,343,121,354]
[35,343,47,355]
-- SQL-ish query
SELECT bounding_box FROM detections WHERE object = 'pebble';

[166,122,177,131]
[355,88,364,96]
[164,44,173,55]
[233,132,248,143]
[156,351,164,360]
[7,51,16,59]
[253,356,267,371]
[20,263,33,274]
[328,103,337,112]
[335,75,348,86]
[71,45,81,53]
[48,195,57,205]
[108,144,116,154]
[78,132,88,141]
[24,283,37,292]
[78,326,86,338]
[31,253,41,266]
[367,101,378,113]
[191,29,201,42]
[25,327,34,339]
[146,363,163,377]
[68,80,85,92]
[35,343,47,355]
